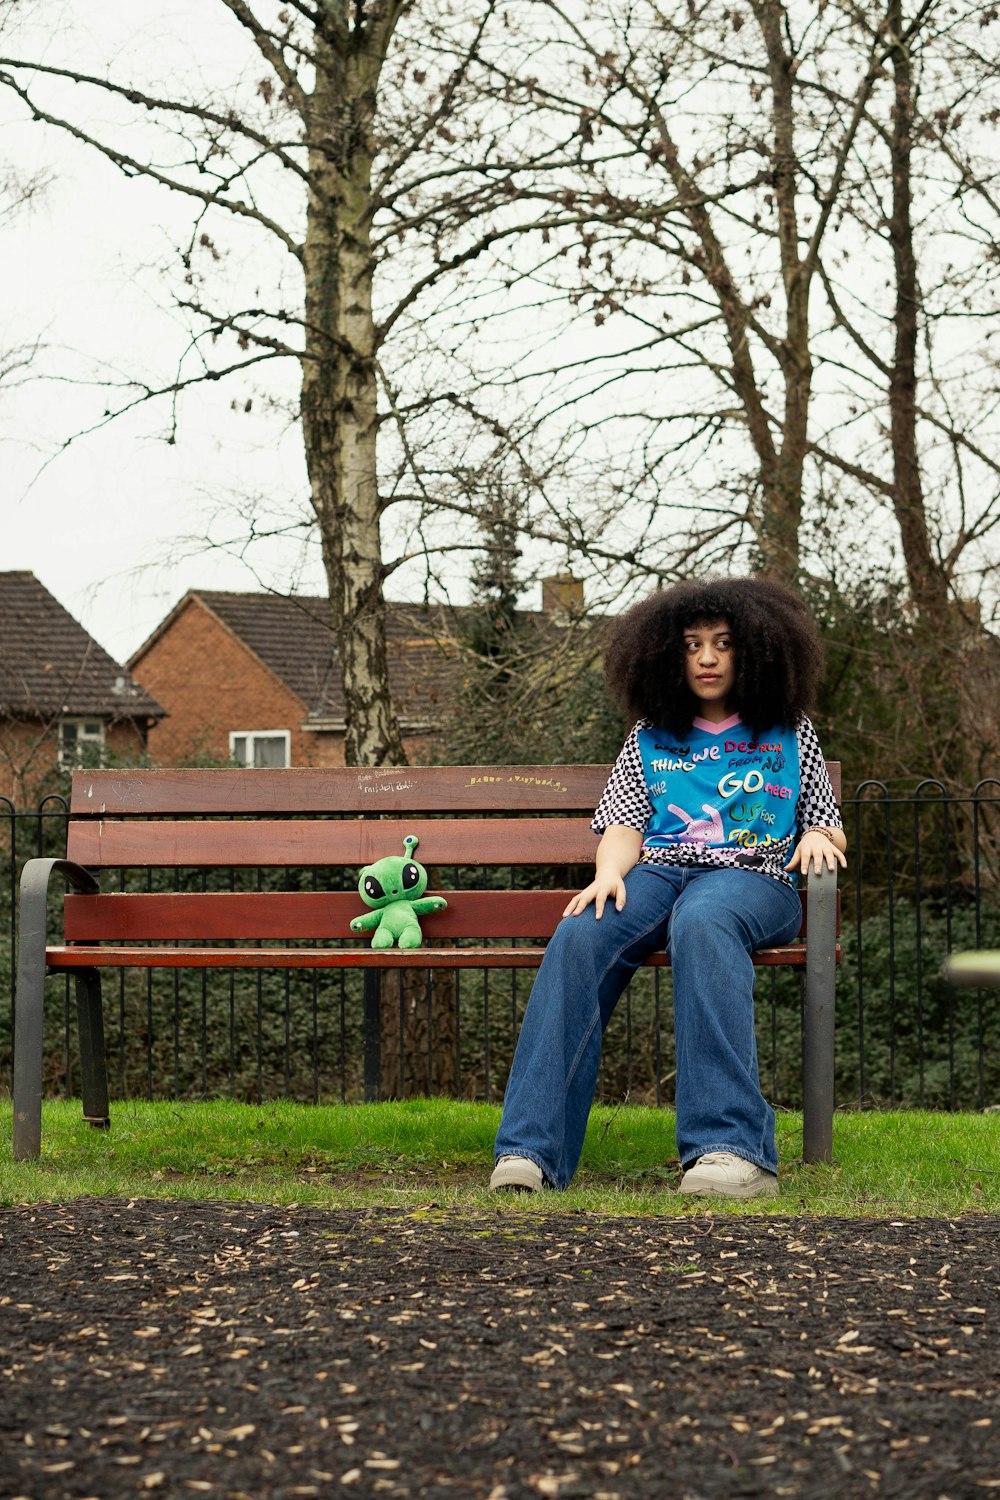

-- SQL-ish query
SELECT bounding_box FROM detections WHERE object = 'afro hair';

[603,575,824,738]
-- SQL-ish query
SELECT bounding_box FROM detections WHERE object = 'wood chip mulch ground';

[1,1201,998,1499]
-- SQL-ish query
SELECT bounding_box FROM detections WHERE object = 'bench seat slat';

[66,818,598,869]
[46,944,817,970]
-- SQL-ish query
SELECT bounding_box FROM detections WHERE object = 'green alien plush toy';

[349,834,447,949]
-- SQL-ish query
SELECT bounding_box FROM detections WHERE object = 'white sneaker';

[490,1155,545,1192]
[679,1151,778,1199]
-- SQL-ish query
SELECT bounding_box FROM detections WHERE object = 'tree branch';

[217,0,307,113]
[0,71,305,258]
[0,57,310,180]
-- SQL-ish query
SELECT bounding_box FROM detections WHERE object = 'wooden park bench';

[12,764,841,1163]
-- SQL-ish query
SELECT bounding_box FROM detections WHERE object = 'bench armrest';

[19,855,100,902]
[17,857,100,970]
[13,859,100,1161]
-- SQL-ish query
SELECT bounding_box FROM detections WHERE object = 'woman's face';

[682,618,736,719]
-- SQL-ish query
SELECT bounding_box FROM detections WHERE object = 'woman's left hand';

[785,831,847,875]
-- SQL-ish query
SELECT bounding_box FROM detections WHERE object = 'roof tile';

[190,591,467,726]
[0,572,164,720]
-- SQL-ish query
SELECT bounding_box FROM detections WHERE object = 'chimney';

[541,573,584,618]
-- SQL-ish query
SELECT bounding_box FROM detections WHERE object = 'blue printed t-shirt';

[591,713,842,886]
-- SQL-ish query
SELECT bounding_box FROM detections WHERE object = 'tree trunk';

[302,27,406,769]
[754,0,812,583]
[883,0,969,784]
[303,21,458,1089]
[378,969,460,1099]
[653,2,811,585]
[886,0,950,631]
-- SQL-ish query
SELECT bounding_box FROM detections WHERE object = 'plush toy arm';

[410,896,448,916]
[350,911,384,933]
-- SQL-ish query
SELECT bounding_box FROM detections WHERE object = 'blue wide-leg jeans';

[494,863,803,1188]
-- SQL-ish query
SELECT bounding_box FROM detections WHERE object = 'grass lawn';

[0,1097,997,1216]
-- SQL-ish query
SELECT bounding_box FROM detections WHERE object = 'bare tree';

[0,1,587,766]
[459,1,999,625]
[1,3,418,763]
[822,1,999,623]
[450,0,897,585]
[406,0,996,791]
[4,0,996,777]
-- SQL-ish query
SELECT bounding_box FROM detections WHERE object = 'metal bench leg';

[364,970,381,1103]
[12,946,45,1162]
[13,857,100,1161]
[13,866,50,1161]
[803,864,838,1164]
[76,968,110,1129]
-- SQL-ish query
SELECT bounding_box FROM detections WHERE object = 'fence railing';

[2,784,999,1112]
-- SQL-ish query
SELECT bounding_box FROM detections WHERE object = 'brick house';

[127,589,471,768]
[128,578,590,769]
[0,571,164,803]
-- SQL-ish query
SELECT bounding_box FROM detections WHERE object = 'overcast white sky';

[1,1,333,666]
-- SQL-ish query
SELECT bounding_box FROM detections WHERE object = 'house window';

[60,718,106,768]
[230,730,290,769]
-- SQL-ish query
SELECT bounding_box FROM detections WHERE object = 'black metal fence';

[2,784,999,1112]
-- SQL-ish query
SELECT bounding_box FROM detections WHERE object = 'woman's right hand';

[564,826,643,919]
[563,872,627,920]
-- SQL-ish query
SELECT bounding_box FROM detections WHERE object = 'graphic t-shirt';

[592,713,841,886]
[638,719,800,855]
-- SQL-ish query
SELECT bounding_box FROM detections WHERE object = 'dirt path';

[1,1201,998,1498]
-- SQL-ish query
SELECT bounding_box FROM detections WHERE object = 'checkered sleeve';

[591,722,652,835]
[795,716,842,837]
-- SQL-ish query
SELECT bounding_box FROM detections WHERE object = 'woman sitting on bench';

[491,575,846,1199]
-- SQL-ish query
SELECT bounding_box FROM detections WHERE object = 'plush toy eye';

[401,862,420,890]
[363,875,385,901]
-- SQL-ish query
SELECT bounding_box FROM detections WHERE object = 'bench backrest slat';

[71,767,610,816]
[63,889,814,942]
[72,762,841,818]
[62,890,586,941]
[66,817,598,870]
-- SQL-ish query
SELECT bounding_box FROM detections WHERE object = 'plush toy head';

[357,833,428,908]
